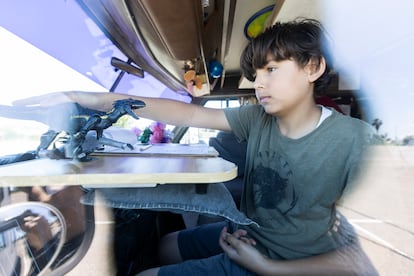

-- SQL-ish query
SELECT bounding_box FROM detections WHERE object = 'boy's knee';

[158,231,182,265]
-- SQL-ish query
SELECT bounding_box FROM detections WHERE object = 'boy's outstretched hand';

[13,91,78,107]
[219,226,268,274]
[12,91,109,111]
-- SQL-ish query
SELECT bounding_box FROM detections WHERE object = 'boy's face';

[253,58,314,117]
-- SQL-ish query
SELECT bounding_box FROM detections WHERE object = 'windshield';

[0,0,191,155]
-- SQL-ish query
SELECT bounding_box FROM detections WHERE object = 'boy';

[13,19,377,275]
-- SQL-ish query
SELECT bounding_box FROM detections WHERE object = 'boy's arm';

[132,95,231,131]
[12,91,232,131]
[220,228,375,275]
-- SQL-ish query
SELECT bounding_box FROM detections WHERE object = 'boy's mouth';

[259,96,271,104]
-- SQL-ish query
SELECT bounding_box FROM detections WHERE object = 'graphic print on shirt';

[251,150,297,217]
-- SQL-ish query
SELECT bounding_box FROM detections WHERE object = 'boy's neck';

[277,104,322,139]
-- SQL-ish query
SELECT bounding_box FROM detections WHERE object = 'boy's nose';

[253,80,264,89]
[253,72,265,89]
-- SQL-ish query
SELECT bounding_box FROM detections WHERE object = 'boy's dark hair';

[241,18,332,96]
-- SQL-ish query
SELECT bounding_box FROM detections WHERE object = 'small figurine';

[138,127,153,144]
[184,70,203,94]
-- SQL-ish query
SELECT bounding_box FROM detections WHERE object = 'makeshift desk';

[0,144,254,226]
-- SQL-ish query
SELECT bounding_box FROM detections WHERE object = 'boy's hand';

[219,226,267,273]
[12,91,109,110]
[13,91,77,107]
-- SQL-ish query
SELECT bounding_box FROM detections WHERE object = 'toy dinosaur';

[68,98,146,160]
[73,98,145,139]
[0,98,146,161]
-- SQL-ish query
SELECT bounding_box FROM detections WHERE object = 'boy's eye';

[266,67,277,73]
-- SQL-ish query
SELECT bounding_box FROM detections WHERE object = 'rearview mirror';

[0,202,66,276]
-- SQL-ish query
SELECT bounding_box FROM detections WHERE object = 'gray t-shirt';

[224,104,373,260]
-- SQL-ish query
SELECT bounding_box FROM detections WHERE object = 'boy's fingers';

[240,237,257,246]
[232,229,247,238]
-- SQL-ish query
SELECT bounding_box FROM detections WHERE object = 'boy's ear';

[306,57,326,82]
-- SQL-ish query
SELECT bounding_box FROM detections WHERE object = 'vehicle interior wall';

[1,1,413,275]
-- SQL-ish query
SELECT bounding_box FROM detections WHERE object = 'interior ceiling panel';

[76,0,322,95]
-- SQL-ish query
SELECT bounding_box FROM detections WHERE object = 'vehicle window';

[112,69,192,103]
[180,99,240,144]
[111,98,241,145]
[0,27,106,156]
[0,1,190,155]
